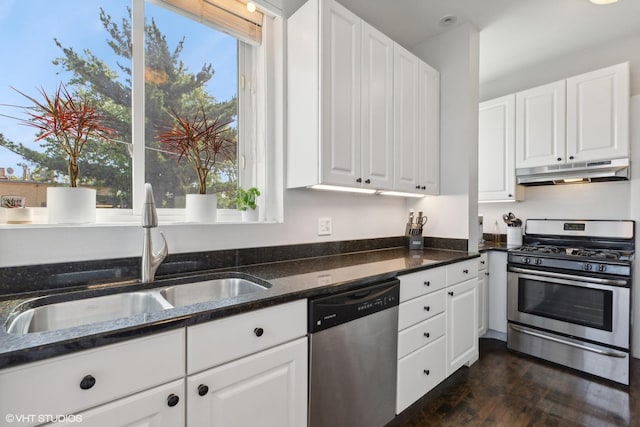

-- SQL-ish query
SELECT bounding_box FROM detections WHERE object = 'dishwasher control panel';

[308,279,400,333]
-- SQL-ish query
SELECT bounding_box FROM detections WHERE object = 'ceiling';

[333,0,640,85]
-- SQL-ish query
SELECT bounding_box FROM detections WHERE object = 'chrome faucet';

[141,183,168,283]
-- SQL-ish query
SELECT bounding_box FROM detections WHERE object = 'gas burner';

[517,245,565,255]
[567,248,622,260]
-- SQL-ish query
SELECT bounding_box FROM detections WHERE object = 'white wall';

[1,190,406,267]
[409,24,480,248]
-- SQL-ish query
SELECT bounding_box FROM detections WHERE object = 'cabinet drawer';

[398,267,446,302]
[0,329,185,426]
[478,253,488,271]
[397,313,445,359]
[398,290,445,330]
[396,335,446,414]
[446,259,478,285]
[187,300,307,374]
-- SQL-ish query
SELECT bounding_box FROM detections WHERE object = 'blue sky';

[0,0,237,177]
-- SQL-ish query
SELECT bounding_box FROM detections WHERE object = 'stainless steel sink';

[160,278,270,307]
[5,291,171,335]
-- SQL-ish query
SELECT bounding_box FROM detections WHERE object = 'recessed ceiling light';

[589,0,618,4]
[439,15,457,27]
[246,1,257,12]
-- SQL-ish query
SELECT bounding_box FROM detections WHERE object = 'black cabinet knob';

[80,375,96,390]
[254,327,264,337]
[424,306,430,311]
[415,185,421,189]
[356,178,362,183]
[198,384,209,396]
[569,156,574,160]
[424,332,430,338]
[463,269,469,274]
[508,194,513,198]
[557,157,562,161]
[448,291,454,296]
[480,261,485,265]
[423,369,430,376]
[167,394,180,407]
[364,179,371,184]
[424,281,430,286]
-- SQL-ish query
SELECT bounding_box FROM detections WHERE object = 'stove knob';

[598,264,607,272]
[584,263,593,271]
[523,257,531,264]
[534,258,542,265]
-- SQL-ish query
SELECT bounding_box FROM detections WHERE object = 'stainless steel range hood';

[516,158,630,186]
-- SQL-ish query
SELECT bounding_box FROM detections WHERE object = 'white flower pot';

[186,194,217,223]
[241,206,259,222]
[47,187,96,224]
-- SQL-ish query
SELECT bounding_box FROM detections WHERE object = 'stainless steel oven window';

[517,277,613,331]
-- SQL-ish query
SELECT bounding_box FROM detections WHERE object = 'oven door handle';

[508,267,628,286]
[510,325,627,358]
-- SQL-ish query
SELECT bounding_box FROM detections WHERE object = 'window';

[0,0,277,221]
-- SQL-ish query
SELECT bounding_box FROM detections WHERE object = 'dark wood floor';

[388,339,640,427]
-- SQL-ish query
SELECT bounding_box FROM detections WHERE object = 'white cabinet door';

[393,43,420,192]
[477,267,488,337]
[488,251,508,335]
[50,380,185,427]
[478,95,518,201]
[187,337,307,427]
[515,80,566,169]
[418,62,440,195]
[320,0,362,187]
[446,278,478,376]
[566,62,629,162]
[361,22,394,190]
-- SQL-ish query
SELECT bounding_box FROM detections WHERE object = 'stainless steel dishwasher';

[308,279,400,427]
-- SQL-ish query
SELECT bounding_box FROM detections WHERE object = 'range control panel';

[308,280,399,333]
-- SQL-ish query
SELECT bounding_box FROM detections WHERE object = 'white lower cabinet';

[50,379,185,427]
[186,337,307,427]
[396,336,446,413]
[396,259,479,414]
[488,251,508,335]
[0,329,185,427]
[446,278,479,376]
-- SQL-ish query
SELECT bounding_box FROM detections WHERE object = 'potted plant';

[14,83,113,223]
[237,187,261,221]
[158,106,235,223]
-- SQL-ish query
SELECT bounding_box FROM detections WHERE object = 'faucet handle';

[155,232,168,264]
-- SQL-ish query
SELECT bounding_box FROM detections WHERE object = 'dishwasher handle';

[308,279,400,333]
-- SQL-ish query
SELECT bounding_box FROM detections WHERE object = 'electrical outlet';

[318,217,332,236]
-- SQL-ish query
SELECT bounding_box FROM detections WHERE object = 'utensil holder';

[507,226,523,248]
[408,235,424,250]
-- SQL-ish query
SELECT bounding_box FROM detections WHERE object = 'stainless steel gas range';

[507,219,634,385]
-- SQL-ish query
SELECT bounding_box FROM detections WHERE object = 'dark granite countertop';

[0,247,478,369]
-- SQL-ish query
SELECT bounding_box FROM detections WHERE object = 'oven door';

[507,267,630,349]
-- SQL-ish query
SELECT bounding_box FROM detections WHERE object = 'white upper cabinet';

[479,94,521,201]
[419,62,440,195]
[393,43,421,193]
[287,0,439,194]
[361,22,394,190]
[566,62,629,162]
[515,81,566,169]
[514,62,629,170]
[319,0,362,187]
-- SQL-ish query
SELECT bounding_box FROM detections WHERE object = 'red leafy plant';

[157,106,235,195]
[14,82,114,187]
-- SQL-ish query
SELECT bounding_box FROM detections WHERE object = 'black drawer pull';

[463,269,469,274]
[424,332,430,338]
[198,384,209,396]
[80,375,96,390]
[254,327,264,337]
[424,306,430,311]
[167,394,180,407]
[424,281,430,286]
[448,291,454,296]
[364,179,371,184]
[423,369,430,376]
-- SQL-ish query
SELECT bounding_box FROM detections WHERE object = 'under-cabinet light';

[589,0,618,4]
[375,190,425,198]
[309,184,376,194]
